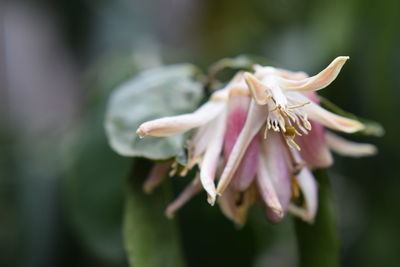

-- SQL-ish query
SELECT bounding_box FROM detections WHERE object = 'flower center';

[265,98,311,151]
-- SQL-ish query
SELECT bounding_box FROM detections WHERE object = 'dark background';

[0,0,399,266]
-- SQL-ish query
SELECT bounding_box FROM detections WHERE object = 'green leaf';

[124,161,185,267]
[105,64,204,160]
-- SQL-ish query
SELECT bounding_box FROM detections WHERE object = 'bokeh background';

[1,0,399,266]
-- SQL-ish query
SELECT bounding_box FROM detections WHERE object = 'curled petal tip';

[165,209,174,219]
[142,185,153,194]
[341,120,365,133]
[270,207,284,218]
[136,127,145,138]
[207,194,216,206]
[281,56,350,92]
[244,72,270,105]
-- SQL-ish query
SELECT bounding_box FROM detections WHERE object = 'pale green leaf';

[105,64,204,160]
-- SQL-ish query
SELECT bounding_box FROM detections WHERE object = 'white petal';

[288,166,318,223]
[200,111,227,205]
[190,117,220,158]
[165,176,202,218]
[274,68,308,80]
[256,148,283,218]
[326,131,377,157]
[216,100,268,195]
[279,56,349,92]
[253,65,308,81]
[143,162,171,194]
[137,100,225,137]
[244,72,271,105]
[302,101,364,133]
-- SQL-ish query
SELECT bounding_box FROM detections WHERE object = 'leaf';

[105,64,204,160]
[124,161,185,267]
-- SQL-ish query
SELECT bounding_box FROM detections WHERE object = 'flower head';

[137,56,376,225]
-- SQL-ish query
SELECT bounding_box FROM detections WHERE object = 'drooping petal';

[216,99,268,195]
[230,139,259,192]
[218,185,256,227]
[262,132,292,222]
[256,147,284,220]
[286,91,364,133]
[165,176,202,218]
[143,161,172,194]
[223,95,258,192]
[137,100,225,137]
[223,95,251,156]
[288,163,318,223]
[244,72,271,105]
[302,102,364,133]
[278,56,349,92]
[200,111,227,205]
[326,131,377,157]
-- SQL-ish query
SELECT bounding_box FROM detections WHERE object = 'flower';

[136,56,376,225]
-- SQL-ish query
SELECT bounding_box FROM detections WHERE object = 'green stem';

[123,160,185,267]
[295,169,340,267]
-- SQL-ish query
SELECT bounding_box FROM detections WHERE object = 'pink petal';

[143,162,171,194]
[278,56,349,92]
[256,144,284,221]
[231,139,259,192]
[262,132,292,222]
[296,119,333,168]
[222,95,258,192]
[137,101,225,137]
[165,176,202,218]
[297,92,332,169]
[217,99,268,195]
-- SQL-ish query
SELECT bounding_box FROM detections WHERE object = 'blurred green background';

[0,0,399,266]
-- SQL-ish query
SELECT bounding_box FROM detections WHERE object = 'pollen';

[284,125,296,137]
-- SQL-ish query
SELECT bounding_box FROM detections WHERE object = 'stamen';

[263,125,268,139]
[286,138,301,151]
[284,125,297,137]
[287,101,311,110]
[283,109,297,123]
[169,162,178,177]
